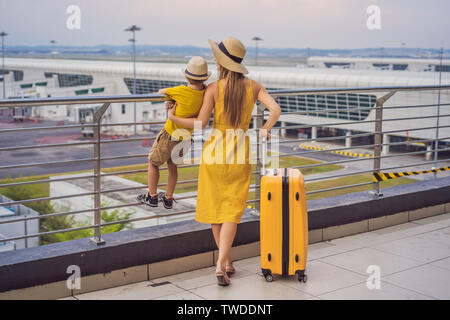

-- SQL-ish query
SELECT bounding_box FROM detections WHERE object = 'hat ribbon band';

[185,69,208,77]
[218,42,243,64]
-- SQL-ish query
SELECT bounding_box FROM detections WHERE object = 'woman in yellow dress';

[168,37,281,286]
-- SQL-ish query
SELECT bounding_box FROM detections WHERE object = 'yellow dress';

[195,79,255,224]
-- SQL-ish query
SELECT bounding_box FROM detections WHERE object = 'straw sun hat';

[183,56,211,81]
[208,37,249,74]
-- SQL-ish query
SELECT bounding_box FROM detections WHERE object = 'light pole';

[252,36,262,66]
[1,32,7,99]
[50,40,57,59]
[125,25,141,135]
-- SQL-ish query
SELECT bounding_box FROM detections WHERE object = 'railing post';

[255,104,265,211]
[90,103,110,245]
[371,91,396,197]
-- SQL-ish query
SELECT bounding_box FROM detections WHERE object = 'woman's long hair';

[219,65,246,128]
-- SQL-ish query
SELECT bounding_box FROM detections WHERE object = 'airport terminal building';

[1,57,449,149]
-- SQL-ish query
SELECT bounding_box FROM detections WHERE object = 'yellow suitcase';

[259,164,308,282]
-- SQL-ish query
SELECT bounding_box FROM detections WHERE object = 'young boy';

[137,56,210,209]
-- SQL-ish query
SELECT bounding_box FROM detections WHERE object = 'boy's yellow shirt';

[164,85,205,140]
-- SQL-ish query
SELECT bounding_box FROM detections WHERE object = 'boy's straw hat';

[208,37,248,74]
[183,56,211,81]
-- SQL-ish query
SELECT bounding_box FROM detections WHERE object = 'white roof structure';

[4,57,449,89]
[306,56,450,73]
[307,56,450,66]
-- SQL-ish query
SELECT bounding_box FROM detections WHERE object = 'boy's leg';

[147,161,159,196]
[146,128,167,197]
[166,162,178,198]
[138,160,159,207]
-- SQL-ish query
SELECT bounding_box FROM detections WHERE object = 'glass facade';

[1,69,24,81]
[44,72,93,87]
[274,92,377,121]
[123,78,186,94]
[435,64,450,72]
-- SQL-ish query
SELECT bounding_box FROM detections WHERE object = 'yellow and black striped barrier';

[300,144,374,158]
[373,166,450,182]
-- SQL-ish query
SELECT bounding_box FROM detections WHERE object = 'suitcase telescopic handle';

[260,135,267,175]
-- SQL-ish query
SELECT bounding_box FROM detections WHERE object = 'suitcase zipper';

[281,168,290,276]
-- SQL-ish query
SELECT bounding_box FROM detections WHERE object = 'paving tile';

[319,247,424,276]
[384,264,450,300]
[190,274,312,300]
[372,235,450,263]
[330,229,409,248]
[371,221,445,237]
[305,296,323,300]
[152,266,252,291]
[154,291,204,300]
[430,257,450,271]
[318,281,434,300]
[74,280,183,300]
[306,240,360,260]
[412,213,450,227]
[232,256,261,274]
[276,260,366,297]
[416,227,450,246]
[58,296,78,300]
[302,230,407,261]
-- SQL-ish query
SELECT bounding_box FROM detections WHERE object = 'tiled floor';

[72,213,450,300]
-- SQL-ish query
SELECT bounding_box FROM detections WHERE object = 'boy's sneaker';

[137,192,158,207]
[158,192,176,209]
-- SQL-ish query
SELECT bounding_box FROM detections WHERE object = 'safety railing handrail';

[0,84,449,246]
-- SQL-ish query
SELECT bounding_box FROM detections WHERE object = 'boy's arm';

[167,84,214,129]
[159,87,176,110]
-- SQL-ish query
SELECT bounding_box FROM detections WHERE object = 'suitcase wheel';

[297,274,307,283]
[262,269,273,282]
[296,270,307,283]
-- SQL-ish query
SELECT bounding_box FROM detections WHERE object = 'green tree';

[0,176,134,245]
[51,199,134,243]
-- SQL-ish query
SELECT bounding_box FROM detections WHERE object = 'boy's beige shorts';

[148,128,183,167]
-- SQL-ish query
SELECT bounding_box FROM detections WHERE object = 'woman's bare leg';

[216,222,237,272]
[211,224,221,248]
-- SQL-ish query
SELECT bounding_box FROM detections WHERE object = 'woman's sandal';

[216,267,230,286]
[225,264,235,277]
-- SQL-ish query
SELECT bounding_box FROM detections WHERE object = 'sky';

[0,0,449,49]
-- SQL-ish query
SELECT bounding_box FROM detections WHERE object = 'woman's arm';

[168,83,215,129]
[255,83,281,135]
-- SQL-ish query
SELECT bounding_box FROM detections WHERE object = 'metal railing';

[0,84,449,245]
